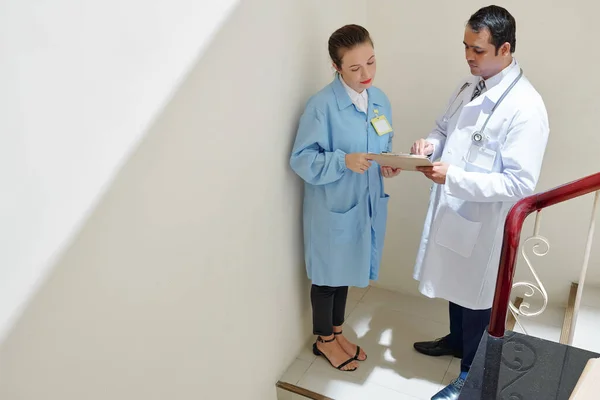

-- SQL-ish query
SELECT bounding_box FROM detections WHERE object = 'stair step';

[461,330,599,399]
[276,381,334,400]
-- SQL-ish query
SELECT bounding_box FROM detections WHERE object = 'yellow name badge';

[371,110,393,136]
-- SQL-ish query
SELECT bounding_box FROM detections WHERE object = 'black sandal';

[312,336,357,371]
[334,331,367,361]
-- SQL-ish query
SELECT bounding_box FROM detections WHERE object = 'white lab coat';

[413,60,550,310]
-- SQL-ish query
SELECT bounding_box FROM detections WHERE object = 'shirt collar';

[482,58,517,90]
[467,58,521,106]
[339,74,368,106]
[332,73,385,111]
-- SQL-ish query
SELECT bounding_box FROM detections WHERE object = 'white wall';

[0,0,239,340]
[370,0,600,306]
[0,0,367,399]
[4,1,597,397]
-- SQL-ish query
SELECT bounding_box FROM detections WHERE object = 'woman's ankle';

[317,334,335,342]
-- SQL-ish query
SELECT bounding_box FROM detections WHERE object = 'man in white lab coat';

[411,6,549,400]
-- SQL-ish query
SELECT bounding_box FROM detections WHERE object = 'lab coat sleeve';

[290,107,347,185]
[426,115,447,161]
[425,84,461,160]
[445,108,549,202]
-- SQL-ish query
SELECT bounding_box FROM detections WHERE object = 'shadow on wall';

[0,0,367,397]
[0,0,241,344]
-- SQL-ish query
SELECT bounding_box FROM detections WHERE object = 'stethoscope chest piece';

[472,131,483,144]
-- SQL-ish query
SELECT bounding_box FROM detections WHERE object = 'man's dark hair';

[468,5,516,54]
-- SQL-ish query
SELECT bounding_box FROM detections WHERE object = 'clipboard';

[368,152,433,171]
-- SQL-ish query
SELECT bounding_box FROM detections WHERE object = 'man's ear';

[500,42,511,56]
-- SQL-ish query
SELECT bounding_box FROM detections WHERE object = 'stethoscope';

[442,68,524,146]
[442,82,472,123]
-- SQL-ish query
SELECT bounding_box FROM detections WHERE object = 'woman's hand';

[382,166,401,178]
[345,153,372,174]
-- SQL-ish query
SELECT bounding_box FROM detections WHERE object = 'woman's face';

[335,42,376,93]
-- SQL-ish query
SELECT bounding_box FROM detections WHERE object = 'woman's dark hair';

[468,5,516,54]
[328,24,373,69]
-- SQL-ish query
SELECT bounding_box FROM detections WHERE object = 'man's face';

[463,25,510,79]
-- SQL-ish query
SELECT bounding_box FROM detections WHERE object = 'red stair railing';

[477,172,600,399]
[489,172,600,338]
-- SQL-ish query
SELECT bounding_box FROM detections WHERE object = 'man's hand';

[345,153,372,174]
[381,166,401,178]
[410,139,434,156]
[417,162,449,184]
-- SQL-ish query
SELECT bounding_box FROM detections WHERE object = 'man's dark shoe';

[431,377,464,400]
[413,336,463,358]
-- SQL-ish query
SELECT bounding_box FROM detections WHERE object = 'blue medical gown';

[290,76,394,288]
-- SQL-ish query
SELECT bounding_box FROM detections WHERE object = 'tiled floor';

[572,285,600,353]
[277,286,568,400]
[509,300,564,342]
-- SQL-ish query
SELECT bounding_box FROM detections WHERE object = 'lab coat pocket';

[329,202,366,244]
[464,159,493,174]
[464,143,500,173]
[434,206,482,258]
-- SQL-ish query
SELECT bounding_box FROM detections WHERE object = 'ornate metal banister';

[507,209,549,333]
[489,172,600,338]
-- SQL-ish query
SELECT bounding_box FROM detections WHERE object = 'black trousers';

[311,284,348,337]
[447,302,492,372]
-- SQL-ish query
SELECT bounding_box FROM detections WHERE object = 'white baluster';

[568,190,600,345]
[509,210,550,336]
[510,210,550,318]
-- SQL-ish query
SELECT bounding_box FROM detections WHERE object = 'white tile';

[512,317,562,342]
[286,287,584,400]
[360,287,449,325]
[510,305,564,343]
[511,302,565,327]
[279,359,312,385]
[439,357,461,389]
[538,305,565,327]
[581,285,600,308]
[573,306,600,353]
[297,339,317,363]
[298,366,422,400]
[306,303,451,399]
[365,364,447,399]
[345,300,359,318]
[349,286,371,302]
